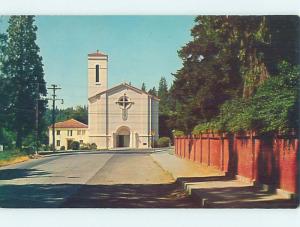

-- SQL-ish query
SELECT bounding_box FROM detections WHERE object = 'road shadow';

[0,182,199,208]
[175,175,298,208]
[0,175,297,208]
[62,182,200,208]
[0,168,49,180]
[191,185,299,208]
[0,183,81,208]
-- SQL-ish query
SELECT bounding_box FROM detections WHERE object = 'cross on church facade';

[116,94,134,120]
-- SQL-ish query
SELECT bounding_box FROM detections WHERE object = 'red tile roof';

[49,119,88,129]
[88,50,107,57]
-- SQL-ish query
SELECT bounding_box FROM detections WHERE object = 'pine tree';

[0,30,11,145]
[3,16,46,148]
[141,82,146,91]
[158,76,170,114]
[148,86,157,96]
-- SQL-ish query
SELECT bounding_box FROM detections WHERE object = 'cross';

[116,94,134,110]
[115,94,134,120]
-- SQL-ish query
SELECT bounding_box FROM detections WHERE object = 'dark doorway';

[117,135,130,147]
[67,140,73,150]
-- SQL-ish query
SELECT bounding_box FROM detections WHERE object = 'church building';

[87,51,159,149]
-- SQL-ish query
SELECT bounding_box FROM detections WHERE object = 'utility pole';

[30,81,46,156]
[35,83,39,156]
[47,84,63,152]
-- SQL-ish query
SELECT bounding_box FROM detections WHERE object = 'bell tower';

[87,50,108,98]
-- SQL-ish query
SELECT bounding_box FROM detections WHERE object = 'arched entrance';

[115,126,130,147]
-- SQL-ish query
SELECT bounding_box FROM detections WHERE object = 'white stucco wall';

[88,55,108,98]
[49,128,89,150]
[87,52,159,149]
[88,85,159,149]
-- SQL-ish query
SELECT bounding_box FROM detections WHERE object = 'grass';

[0,151,30,167]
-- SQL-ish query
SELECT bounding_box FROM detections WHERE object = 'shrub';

[157,137,170,147]
[70,141,80,150]
[60,146,65,151]
[172,130,185,137]
[80,143,88,150]
[192,61,299,135]
[90,143,97,150]
[23,147,35,155]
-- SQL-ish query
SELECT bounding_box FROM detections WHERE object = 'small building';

[48,118,89,150]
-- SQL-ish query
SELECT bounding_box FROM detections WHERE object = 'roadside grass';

[0,151,30,167]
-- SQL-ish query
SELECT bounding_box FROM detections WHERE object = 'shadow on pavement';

[0,174,297,208]
[176,175,299,208]
[62,182,199,208]
[0,168,49,180]
[0,182,199,208]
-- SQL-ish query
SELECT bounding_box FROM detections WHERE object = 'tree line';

[141,16,300,138]
[171,16,299,136]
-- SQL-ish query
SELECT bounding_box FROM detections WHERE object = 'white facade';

[87,51,159,149]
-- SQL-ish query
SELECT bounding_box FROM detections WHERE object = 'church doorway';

[116,126,130,148]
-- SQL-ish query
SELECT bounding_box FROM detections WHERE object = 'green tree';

[0,30,11,146]
[171,16,299,133]
[141,82,146,92]
[3,16,46,148]
[158,76,170,114]
[45,105,88,126]
[148,86,157,96]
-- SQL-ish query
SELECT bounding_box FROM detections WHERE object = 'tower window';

[96,65,99,83]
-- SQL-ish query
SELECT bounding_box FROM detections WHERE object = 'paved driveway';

[0,150,199,208]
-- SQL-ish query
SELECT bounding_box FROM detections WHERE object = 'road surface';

[0,150,199,208]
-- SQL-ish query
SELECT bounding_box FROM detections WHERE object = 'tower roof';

[88,50,107,57]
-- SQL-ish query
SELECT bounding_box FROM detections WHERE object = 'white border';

[0,0,299,15]
[0,1,299,227]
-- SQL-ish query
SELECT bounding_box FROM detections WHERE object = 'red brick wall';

[235,135,255,180]
[174,133,299,193]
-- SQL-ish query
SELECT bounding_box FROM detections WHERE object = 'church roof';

[88,83,160,101]
[88,50,107,57]
[49,118,88,129]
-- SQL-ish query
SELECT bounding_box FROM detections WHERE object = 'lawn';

[0,151,30,167]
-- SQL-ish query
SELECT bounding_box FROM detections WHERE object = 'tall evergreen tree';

[0,32,8,125]
[158,76,170,114]
[3,16,46,148]
[141,82,146,92]
[148,86,157,96]
[0,29,11,145]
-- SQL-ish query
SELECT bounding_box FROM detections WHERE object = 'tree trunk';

[16,130,22,149]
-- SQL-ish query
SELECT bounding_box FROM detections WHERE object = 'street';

[0,150,199,208]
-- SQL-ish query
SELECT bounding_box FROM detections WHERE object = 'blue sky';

[1,16,195,108]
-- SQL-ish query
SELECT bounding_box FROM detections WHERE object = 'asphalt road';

[0,150,199,208]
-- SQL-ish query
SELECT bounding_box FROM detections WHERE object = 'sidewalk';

[151,151,298,208]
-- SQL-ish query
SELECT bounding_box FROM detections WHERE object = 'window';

[82,130,85,135]
[56,130,60,135]
[96,65,99,83]
[56,140,60,146]
[67,130,73,136]
[80,140,83,144]
[77,130,81,135]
